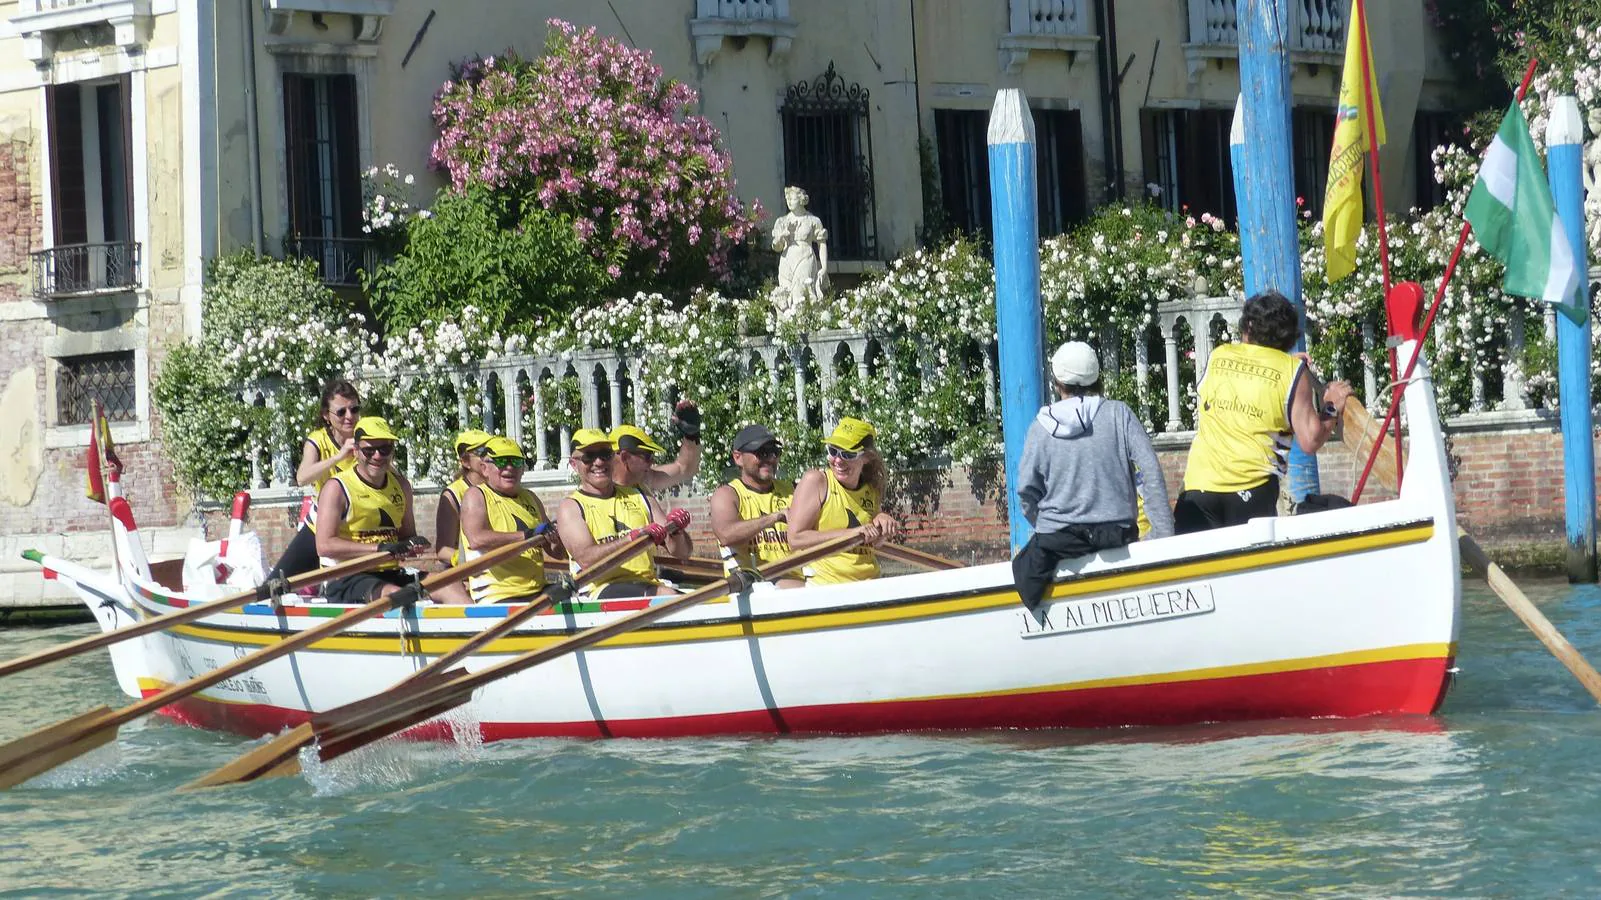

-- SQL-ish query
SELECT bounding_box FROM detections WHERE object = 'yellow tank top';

[325,468,406,570]
[1183,342,1304,493]
[304,427,356,534]
[462,485,547,603]
[567,485,658,590]
[807,470,880,584]
[724,478,794,569]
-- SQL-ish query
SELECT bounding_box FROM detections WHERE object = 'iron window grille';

[31,241,141,297]
[56,351,136,426]
[781,62,877,260]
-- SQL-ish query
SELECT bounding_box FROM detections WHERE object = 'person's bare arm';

[1289,369,1354,454]
[313,480,372,561]
[460,487,543,552]
[295,437,353,487]
[647,439,701,491]
[556,497,608,568]
[531,494,566,560]
[435,492,461,563]
[710,483,784,549]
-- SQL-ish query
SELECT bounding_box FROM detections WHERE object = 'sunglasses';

[827,446,862,461]
[331,404,362,419]
[488,455,525,469]
[358,443,395,458]
[620,449,655,464]
[578,449,614,464]
[745,444,782,459]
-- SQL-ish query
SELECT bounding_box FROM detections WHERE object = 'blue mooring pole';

[1545,95,1596,583]
[1236,0,1320,502]
[988,88,1045,554]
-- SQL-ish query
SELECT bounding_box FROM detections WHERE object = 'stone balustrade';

[237,290,1573,495]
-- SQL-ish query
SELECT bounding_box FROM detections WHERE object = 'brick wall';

[0,139,37,298]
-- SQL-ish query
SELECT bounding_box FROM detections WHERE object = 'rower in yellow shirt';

[458,436,558,604]
[554,428,693,599]
[786,417,902,585]
[710,424,800,588]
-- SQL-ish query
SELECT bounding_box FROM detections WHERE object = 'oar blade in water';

[0,706,120,790]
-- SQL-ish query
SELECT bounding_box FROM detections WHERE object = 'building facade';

[0,0,1461,605]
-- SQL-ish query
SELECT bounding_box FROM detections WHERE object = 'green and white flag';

[1463,101,1580,308]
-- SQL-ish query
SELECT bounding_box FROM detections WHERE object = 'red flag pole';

[1351,58,1541,504]
[1351,0,1404,491]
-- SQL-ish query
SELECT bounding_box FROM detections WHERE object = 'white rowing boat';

[30,334,1458,740]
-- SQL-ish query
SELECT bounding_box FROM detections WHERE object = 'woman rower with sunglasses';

[268,379,365,580]
[786,417,902,584]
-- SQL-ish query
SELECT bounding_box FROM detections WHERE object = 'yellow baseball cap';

[570,428,613,452]
[610,424,666,455]
[453,428,494,456]
[822,417,876,452]
[353,416,400,442]
[482,436,524,460]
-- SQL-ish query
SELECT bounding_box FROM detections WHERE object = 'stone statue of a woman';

[771,186,828,317]
[1584,106,1601,198]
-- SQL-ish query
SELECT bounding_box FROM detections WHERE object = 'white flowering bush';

[361,163,428,236]
[154,253,377,497]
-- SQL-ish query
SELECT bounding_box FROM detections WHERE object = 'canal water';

[3,579,1601,897]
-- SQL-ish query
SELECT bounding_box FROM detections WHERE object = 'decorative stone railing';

[237,288,1583,494]
[999,0,1098,74]
[692,0,795,66]
[1182,0,1346,80]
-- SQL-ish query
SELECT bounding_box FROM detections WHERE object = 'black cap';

[732,424,781,453]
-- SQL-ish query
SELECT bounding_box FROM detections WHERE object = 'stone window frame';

[42,296,151,449]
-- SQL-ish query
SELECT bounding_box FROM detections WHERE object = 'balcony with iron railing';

[1000,0,1098,74]
[284,236,377,288]
[1183,0,1347,81]
[31,242,141,299]
[691,0,796,66]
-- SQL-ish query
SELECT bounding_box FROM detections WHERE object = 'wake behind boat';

[28,327,1460,741]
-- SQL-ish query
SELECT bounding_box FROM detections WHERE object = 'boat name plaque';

[1018,583,1216,638]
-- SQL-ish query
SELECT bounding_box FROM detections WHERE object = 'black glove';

[670,400,701,440]
[378,540,406,556]
[522,523,552,542]
[403,535,431,556]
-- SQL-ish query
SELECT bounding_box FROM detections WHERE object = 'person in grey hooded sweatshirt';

[1011,341,1174,611]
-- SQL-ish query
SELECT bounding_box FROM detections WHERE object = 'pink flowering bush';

[430,20,762,292]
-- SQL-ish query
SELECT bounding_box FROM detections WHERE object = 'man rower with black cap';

[556,428,693,598]
[609,399,702,493]
[710,424,801,589]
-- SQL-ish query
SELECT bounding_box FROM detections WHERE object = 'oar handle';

[877,543,963,571]
[0,550,393,681]
[401,528,666,682]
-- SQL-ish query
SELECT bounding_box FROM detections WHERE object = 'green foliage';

[363,185,608,336]
[153,253,375,499]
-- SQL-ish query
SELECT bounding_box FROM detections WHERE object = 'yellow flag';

[1322,0,1386,283]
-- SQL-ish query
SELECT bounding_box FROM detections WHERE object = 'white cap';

[1050,341,1100,386]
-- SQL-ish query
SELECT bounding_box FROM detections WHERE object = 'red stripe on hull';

[148,654,1454,741]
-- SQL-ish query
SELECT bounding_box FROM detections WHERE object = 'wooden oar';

[0,551,392,681]
[186,527,672,788]
[877,543,964,571]
[1338,397,1601,706]
[237,532,864,777]
[0,536,545,791]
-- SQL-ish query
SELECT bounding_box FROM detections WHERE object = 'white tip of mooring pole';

[1546,95,1583,146]
[1229,93,1244,147]
[987,88,1035,146]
